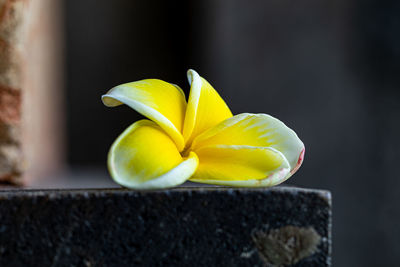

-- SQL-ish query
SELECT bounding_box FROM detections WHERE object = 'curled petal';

[190,145,291,187]
[108,120,198,189]
[102,79,186,151]
[191,113,305,174]
[183,69,232,146]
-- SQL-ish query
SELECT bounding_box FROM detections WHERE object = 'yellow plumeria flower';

[101,69,305,189]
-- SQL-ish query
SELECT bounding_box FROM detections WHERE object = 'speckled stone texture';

[0,186,331,266]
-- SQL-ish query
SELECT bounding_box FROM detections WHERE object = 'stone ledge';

[0,186,331,266]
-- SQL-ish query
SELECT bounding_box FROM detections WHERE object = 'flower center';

[180,143,192,158]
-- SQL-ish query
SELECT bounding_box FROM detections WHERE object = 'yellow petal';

[191,113,305,174]
[102,79,186,151]
[183,69,233,146]
[108,120,198,189]
[190,145,290,187]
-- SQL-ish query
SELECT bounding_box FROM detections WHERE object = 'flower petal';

[191,113,305,174]
[183,69,233,146]
[102,79,186,151]
[108,120,198,189]
[190,145,290,187]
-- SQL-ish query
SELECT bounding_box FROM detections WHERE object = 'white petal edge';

[182,69,202,142]
[190,167,290,187]
[192,113,305,171]
[109,151,199,190]
[102,86,185,151]
[190,147,292,187]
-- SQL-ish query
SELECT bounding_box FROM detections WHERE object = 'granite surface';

[0,186,331,266]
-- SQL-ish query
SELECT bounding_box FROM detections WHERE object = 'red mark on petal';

[290,148,305,176]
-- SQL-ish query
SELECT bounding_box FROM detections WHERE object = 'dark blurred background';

[64,0,400,265]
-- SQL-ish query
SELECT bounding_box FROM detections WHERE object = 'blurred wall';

[65,0,400,266]
[24,0,64,183]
